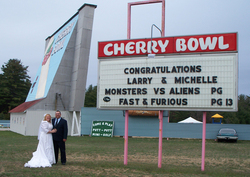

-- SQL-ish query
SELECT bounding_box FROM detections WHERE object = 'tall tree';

[236,94,250,124]
[84,85,97,107]
[0,59,31,114]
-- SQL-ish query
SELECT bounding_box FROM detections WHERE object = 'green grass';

[0,131,249,176]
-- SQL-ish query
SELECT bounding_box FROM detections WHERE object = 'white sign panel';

[97,54,238,111]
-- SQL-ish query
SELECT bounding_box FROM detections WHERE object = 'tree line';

[1,59,249,124]
[169,94,250,124]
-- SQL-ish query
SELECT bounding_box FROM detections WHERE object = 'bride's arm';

[48,129,57,133]
[41,122,57,134]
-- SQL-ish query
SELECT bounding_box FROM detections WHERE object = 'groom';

[52,110,68,165]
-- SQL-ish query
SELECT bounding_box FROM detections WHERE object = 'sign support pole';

[158,110,163,168]
[201,111,206,171]
[167,112,169,140]
[124,110,129,165]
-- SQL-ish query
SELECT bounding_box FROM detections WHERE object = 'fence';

[81,108,250,140]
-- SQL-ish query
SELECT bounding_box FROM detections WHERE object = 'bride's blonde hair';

[43,114,52,123]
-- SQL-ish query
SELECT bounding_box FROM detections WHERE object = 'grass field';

[0,131,249,176]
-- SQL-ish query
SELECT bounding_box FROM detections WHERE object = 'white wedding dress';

[24,121,56,168]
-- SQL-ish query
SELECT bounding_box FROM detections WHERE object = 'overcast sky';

[0,0,249,96]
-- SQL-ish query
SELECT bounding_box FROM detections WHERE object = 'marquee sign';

[97,33,238,111]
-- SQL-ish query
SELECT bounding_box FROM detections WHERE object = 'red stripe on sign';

[98,33,237,58]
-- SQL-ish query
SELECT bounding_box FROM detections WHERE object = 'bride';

[24,114,57,168]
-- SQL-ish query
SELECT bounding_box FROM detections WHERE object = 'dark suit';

[52,117,68,164]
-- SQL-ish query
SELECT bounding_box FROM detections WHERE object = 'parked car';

[217,128,238,142]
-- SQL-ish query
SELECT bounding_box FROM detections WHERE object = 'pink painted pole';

[161,0,165,36]
[127,0,165,39]
[201,111,206,171]
[127,0,166,168]
[127,4,131,39]
[124,110,129,165]
[158,110,163,168]
[167,114,169,140]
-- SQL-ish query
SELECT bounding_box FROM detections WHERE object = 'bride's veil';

[37,121,42,140]
[38,114,47,140]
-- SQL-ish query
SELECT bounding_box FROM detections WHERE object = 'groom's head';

[55,110,61,119]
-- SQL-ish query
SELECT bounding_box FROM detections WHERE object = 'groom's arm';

[63,120,68,142]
